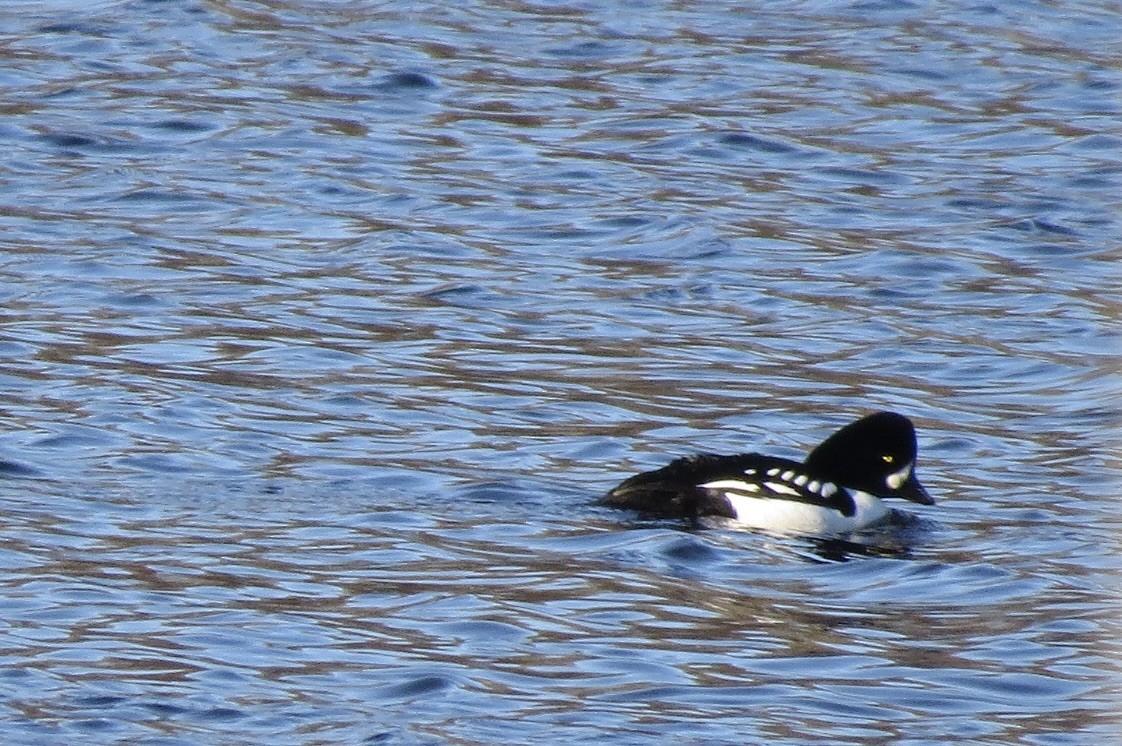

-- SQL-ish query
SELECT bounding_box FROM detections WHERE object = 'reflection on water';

[1,484,1117,743]
[0,0,1119,742]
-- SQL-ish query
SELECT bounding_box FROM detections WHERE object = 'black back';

[600,452,857,519]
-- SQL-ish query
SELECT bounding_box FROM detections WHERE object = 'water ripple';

[0,0,1118,742]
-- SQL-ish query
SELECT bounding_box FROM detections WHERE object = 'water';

[0,0,1120,743]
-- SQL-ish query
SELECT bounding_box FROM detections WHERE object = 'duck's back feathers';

[600,452,856,520]
[600,453,738,519]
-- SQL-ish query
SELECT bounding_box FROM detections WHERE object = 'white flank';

[722,489,890,536]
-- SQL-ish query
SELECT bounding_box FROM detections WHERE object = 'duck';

[601,411,934,536]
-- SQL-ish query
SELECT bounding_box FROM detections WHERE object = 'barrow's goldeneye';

[601,411,934,536]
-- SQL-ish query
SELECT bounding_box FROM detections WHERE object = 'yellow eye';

[882,454,895,463]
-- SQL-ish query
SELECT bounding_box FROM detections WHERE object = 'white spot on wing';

[766,468,780,477]
[793,474,808,487]
[820,482,837,498]
[807,480,820,493]
[763,481,801,497]
[781,470,795,481]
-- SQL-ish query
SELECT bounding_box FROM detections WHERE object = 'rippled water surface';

[1,0,1120,743]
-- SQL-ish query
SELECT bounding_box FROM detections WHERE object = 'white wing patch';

[763,481,802,497]
[700,479,761,493]
[705,470,841,501]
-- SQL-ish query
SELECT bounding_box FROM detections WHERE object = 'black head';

[803,412,934,505]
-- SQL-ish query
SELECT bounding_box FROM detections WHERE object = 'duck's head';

[804,411,934,505]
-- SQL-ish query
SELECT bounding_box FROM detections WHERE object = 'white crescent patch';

[886,461,913,490]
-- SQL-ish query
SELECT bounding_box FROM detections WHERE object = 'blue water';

[0,1,1119,743]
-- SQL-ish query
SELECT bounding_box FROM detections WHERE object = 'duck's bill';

[900,477,935,505]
